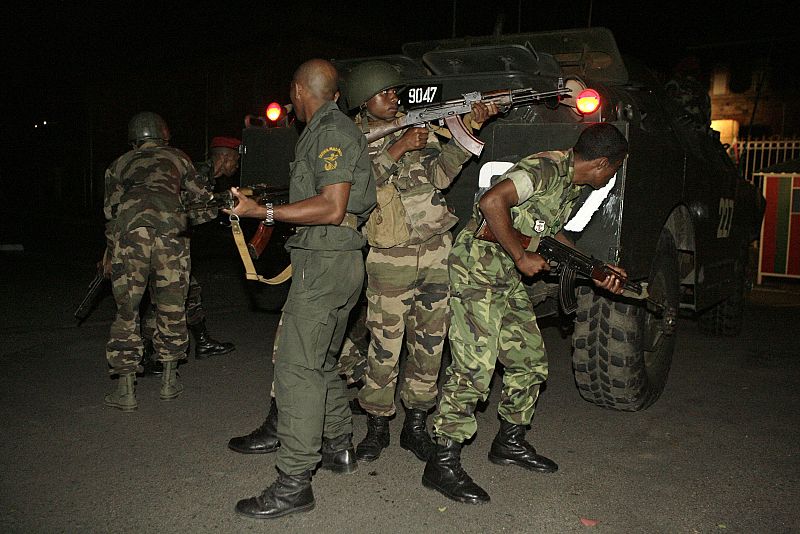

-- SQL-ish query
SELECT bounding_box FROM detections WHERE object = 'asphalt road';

[1,219,798,533]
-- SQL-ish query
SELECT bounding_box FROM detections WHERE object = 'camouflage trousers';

[358,232,452,416]
[433,234,547,443]
[141,274,204,340]
[106,227,190,375]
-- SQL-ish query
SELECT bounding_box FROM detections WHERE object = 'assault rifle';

[186,184,291,260]
[474,219,647,314]
[74,257,110,324]
[365,85,572,156]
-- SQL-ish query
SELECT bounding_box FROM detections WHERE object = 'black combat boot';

[355,413,390,462]
[228,399,280,454]
[190,320,235,360]
[399,407,435,461]
[349,398,367,416]
[422,436,490,504]
[488,420,558,473]
[235,468,315,519]
[320,433,358,474]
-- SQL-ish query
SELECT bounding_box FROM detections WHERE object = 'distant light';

[43,121,47,125]
[34,124,39,128]
[576,89,601,114]
[266,102,283,122]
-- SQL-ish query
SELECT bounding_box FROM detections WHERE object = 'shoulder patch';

[319,146,343,171]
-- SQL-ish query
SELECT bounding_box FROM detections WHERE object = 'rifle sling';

[230,217,292,285]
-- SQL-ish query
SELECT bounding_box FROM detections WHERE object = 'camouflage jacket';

[364,116,470,245]
[104,142,213,241]
[458,150,581,279]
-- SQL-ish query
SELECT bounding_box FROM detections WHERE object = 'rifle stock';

[474,218,643,313]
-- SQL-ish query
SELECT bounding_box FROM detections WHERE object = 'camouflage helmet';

[345,60,404,110]
[127,112,170,144]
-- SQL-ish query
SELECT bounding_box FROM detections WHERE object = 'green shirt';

[286,101,376,251]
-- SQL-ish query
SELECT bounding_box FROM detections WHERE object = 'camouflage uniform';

[433,150,581,442]
[357,127,471,416]
[273,101,375,475]
[104,141,212,375]
[140,159,218,338]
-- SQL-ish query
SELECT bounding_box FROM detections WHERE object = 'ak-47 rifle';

[365,85,572,156]
[474,219,648,314]
[186,184,291,260]
[74,253,111,324]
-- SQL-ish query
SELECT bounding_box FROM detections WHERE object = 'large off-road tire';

[571,231,680,411]
[697,245,747,337]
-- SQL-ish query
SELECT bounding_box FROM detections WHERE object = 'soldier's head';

[127,112,170,148]
[290,59,339,123]
[210,136,240,178]
[572,123,629,189]
[345,60,404,119]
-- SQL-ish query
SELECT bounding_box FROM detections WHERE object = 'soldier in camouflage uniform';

[227,59,375,520]
[342,61,499,464]
[103,112,213,412]
[140,136,240,374]
[422,123,630,504]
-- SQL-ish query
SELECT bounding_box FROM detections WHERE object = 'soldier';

[140,136,239,375]
[340,60,499,464]
[103,112,213,411]
[422,123,629,504]
[226,58,375,519]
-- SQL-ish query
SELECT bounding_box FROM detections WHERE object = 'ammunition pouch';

[365,182,411,248]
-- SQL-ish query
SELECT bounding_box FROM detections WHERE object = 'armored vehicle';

[238,27,764,411]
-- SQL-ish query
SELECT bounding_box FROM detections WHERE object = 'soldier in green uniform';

[103,112,213,411]
[227,58,375,519]
[422,123,629,504]
[342,61,498,463]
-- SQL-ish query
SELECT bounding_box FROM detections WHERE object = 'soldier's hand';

[594,264,628,295]
[399,126,429,152]
[515,251,551,277]
[222,187,263,219]
[470,101,499,125]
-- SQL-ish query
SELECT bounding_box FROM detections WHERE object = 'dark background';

[0,1,795,235]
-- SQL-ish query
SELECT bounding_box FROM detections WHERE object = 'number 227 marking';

[717,198,734,238]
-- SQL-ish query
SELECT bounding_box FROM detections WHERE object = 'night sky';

[0,1,794,219]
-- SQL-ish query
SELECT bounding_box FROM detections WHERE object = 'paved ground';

[1,218,798,533]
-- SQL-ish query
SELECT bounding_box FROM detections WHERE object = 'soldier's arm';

[369,140,400,187]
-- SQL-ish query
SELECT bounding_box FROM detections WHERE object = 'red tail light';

[266,102,284,122]
[576,89,601,114]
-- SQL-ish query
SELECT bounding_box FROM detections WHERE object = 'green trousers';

[274,248,364,475]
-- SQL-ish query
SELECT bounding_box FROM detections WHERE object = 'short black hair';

[573,123,628,164]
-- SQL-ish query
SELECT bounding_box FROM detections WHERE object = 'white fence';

[729,137,800,190]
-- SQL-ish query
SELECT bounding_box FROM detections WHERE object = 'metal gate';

[729,137,800,190]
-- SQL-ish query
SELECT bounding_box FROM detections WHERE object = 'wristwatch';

[263,203,274,226]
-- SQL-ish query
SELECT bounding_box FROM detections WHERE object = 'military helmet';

[127,112,170,144]
[345,61,404,110]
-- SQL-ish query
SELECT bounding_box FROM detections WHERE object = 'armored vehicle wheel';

[571,230,680,411]
[697,248,746,337]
